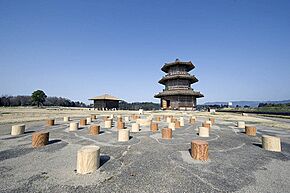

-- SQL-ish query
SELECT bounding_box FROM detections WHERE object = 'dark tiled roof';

[89,94,121,101]
[161,60,195,73]
[159,74,198,85]
[154,89,204,98]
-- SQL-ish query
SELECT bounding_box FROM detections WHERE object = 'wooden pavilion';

[89,94,121,110]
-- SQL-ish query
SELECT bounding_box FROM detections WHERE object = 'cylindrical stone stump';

[162,128,172,139]
[199,127,209,137]
[169,122,175,130]
[147,116,153,121]
[131,114,136,120]
[118,129,130,142]
[209,117,215,125]
[86,117,92,124]
[11,124,25,136]
[77,145,100,174]
[64,116,70,122]
[131,123,140,132]
[124,117,129,122]
[180,117,185,127]
[191,140,209,161]
[104,120,112,128]
[117,121,125,129]
[172,118,177,123]
[237,121,246,129]
[132,114,139,120]
[47,119,55,126]
[89,125,100,135]
[191,116,197,120]
[245,126,256,136]
[175,121,181,129]
[117,117,123,123]
[80,119,87,126]
[151,122,158,132]
[189,118,196,124]
[91,114,96,120]
[205,120,212,127]
[262,135,281,152]
[32,132,49,148]
[69,122,79,131]
[202,122,210,129]
[156,116,161,122]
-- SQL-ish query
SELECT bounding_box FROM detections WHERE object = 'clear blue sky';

[1,0,290,104]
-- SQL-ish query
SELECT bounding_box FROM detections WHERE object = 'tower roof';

[158,74,198,85]
[154,89,204,98]
[161,59,195,73]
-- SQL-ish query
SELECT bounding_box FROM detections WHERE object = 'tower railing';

[167,71,190,76]
[164,86,192,91]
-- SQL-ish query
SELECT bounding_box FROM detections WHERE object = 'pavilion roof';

[89,94,121,101]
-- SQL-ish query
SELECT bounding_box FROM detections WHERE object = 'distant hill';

[203,100,290,107]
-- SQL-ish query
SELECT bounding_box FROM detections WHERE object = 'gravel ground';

[0,111,290,193]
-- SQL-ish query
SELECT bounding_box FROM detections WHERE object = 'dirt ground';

[0,107,290,193]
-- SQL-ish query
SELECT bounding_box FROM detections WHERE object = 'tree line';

[1,90,161,110]
[0,90,87,107]
[258,103,290,108]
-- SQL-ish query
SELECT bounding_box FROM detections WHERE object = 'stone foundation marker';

[131,123,140,132]
[117,121,125,129]
[162,128,172,139]
[118,129,130,142]
[245,126,256,136]
[64,117,70,122]
[237,121,246,129]
[156,116,161,122]
[209,117,215,125]
[77,145,100,174]
[69,122,79,131]
[205,120,212,127]
[169,122,175,130]
[104,120,112,128]
[89,125,100,135]
[47,119,55,126]
[191,140,208,161]
[175,120,181,129]
[80,119,87,126]
[198,127,209,137]
[189,117,196,124]
[180,117,185,127]
[91,114,96,120]
[11,124,25,136]
[32,132,49,148]
[86,117,92,124]
[202,122,210,129]
[151,122,158,133]
[262,135,281,152]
